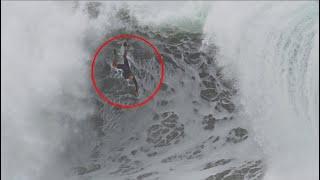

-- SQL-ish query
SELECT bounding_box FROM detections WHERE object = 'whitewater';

[204,2,319,179]
[2,1,319,180]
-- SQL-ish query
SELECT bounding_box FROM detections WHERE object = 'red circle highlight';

[91,34,165,109]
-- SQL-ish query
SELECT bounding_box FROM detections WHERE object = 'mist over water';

[2,2,96,180]
[2,1,319,180]
[204,2,319,179]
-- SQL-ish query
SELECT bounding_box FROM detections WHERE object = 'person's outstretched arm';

[123,42,129,67]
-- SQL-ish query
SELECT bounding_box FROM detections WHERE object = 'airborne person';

[112,42,139,96]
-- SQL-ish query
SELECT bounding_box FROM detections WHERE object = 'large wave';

[2,2,318,180]
[204,2,319,180]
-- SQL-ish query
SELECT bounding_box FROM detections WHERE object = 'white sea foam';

[204,2,319,179]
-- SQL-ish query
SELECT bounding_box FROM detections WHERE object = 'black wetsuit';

[116,50,139,92]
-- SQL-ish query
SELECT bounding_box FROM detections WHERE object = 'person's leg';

[123,55,129,67]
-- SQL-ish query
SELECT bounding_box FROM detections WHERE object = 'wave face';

[204,2,319,180]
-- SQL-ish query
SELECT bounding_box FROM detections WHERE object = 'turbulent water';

[204,2,319,179]
[2,1,318,180]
